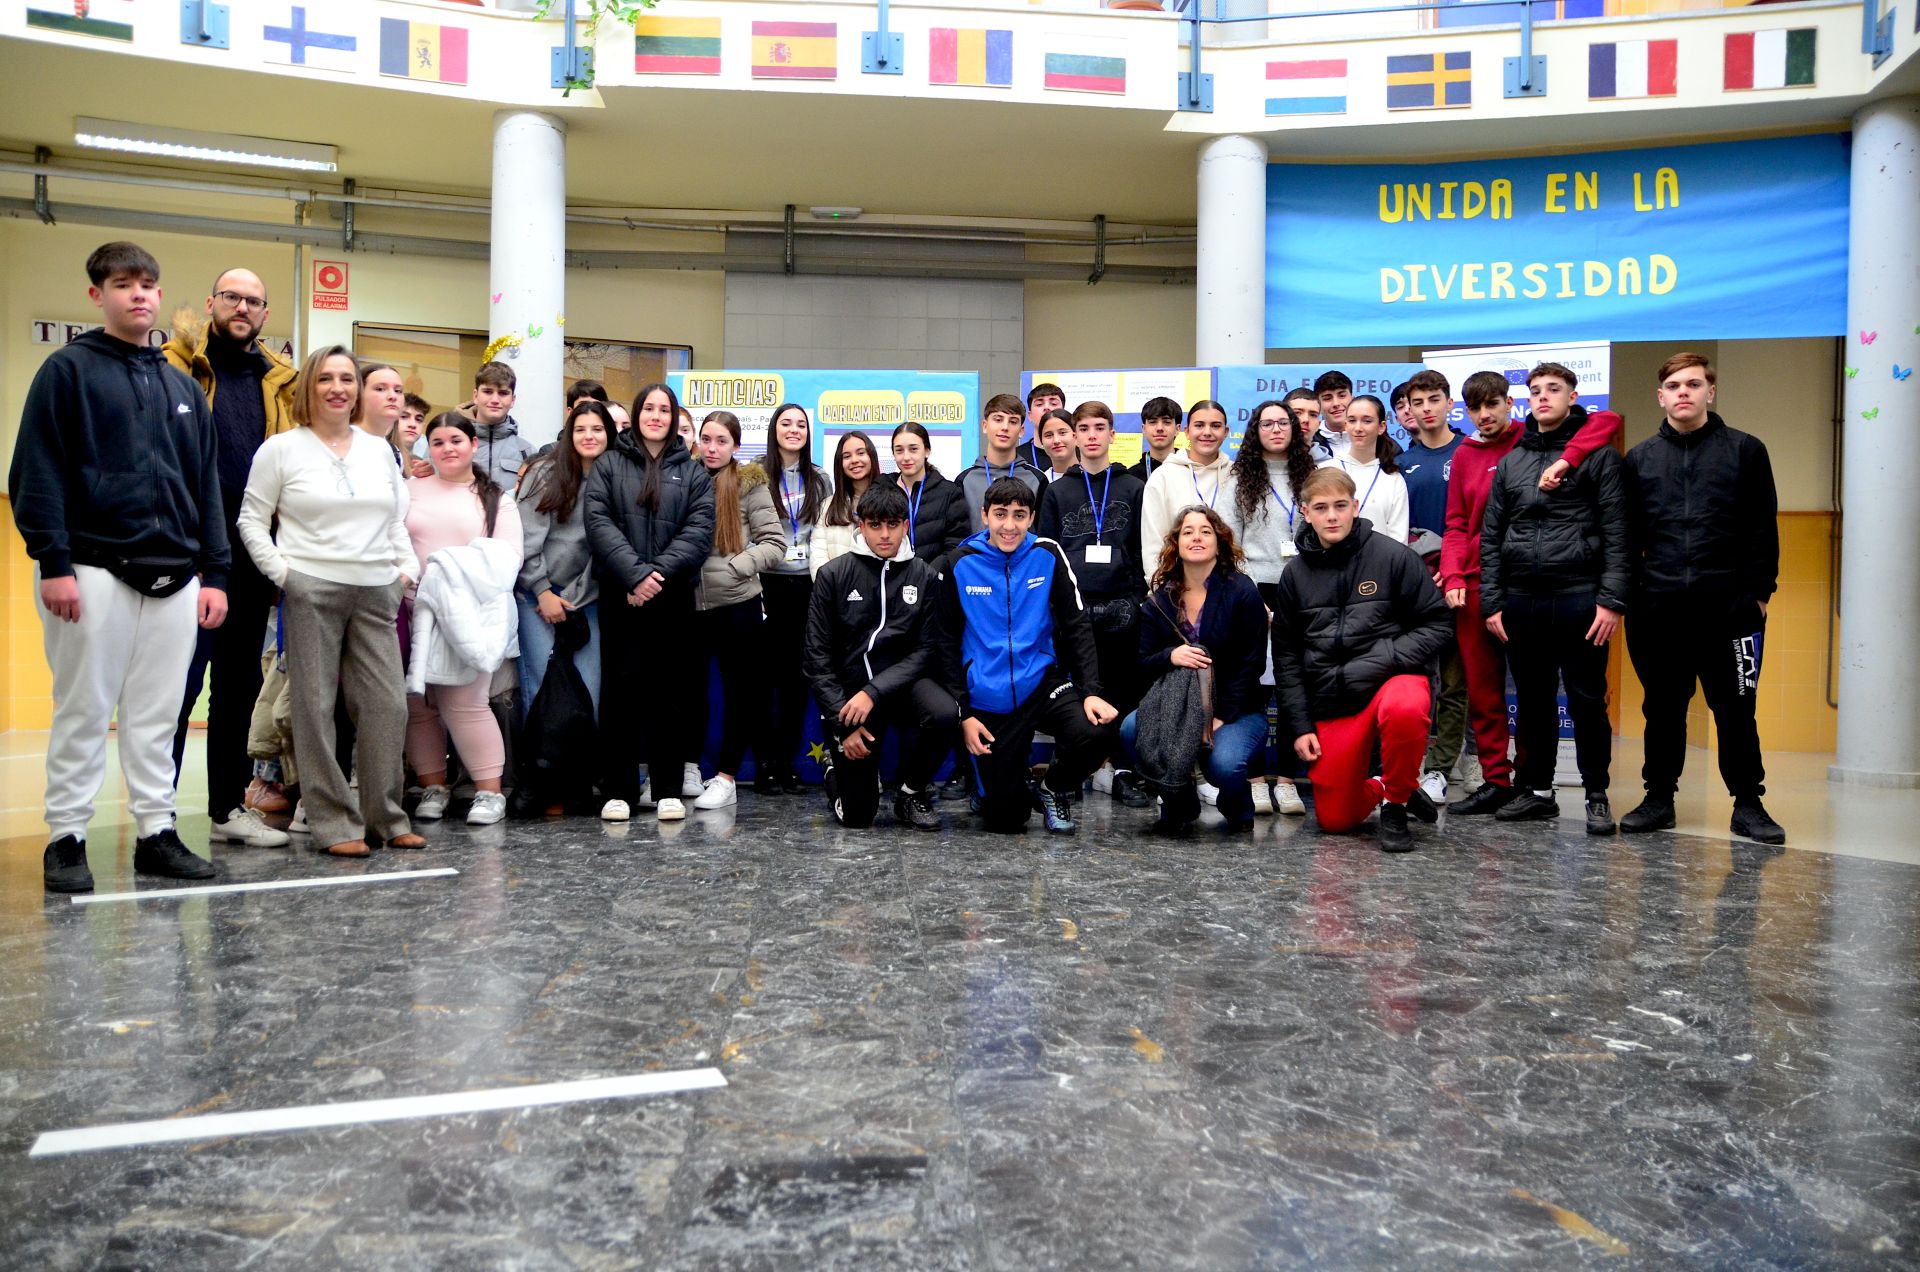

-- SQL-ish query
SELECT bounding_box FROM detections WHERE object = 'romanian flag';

[378,18,468,85]
[1044,51,1125,95]
[26,1,134,42]
[1724,29,1815,91]
[635,16,721,75]
[1386,51,1472,110]
[1588,39,1676,99]
[930,28,1013,88]
[752,21,835,80]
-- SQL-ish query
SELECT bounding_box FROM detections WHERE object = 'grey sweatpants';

[281,569,410,848]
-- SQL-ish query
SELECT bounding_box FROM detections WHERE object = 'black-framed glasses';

[214,291,268,311]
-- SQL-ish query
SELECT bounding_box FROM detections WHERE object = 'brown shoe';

[388,833,428,850]
[245,778,292,814]
[325,839,370,858]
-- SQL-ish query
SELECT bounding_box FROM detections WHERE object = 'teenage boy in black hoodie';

[1620,353,1786,845]
[10,242,230,892]
[1272,467,1450,852]
[1479,361,1630,835]
[1037,400,1152,806]
[805,484,945,830]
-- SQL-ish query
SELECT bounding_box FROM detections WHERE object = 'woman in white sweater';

[1316,393,1410,546]
[1139,399,1235,562]
[236,345,421,858]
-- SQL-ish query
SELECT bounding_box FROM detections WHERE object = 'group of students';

[15,241,1786,894]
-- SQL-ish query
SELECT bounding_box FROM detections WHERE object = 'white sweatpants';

[38,565,201,842]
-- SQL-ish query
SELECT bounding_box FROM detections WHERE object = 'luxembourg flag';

[1265,58,1347,115]
[1588,39,1676,99]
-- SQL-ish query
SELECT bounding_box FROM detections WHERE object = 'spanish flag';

[378,18,469,85]
[752,21,836,81]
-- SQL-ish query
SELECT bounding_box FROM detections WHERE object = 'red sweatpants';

[1309,674,1432,833]
[1455,588,1514,788]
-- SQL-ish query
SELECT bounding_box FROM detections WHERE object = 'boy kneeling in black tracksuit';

[804,484,946,830]
[934,477,1119,834]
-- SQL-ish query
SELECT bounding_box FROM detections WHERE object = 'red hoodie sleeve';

[1558,408,1622,469]
[1439,457,1471,592]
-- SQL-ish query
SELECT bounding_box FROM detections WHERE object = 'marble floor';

[0,733,1916,1269]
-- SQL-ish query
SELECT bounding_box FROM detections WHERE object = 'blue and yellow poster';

[670,369,980,473]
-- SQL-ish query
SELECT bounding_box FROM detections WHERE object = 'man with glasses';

[164,268,297,846]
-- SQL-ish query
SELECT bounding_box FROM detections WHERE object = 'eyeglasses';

[214,291,268,312]
[330,457,356,499]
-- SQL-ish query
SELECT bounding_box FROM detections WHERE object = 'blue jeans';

[515,595,601,724]
[1120,708,1268,823]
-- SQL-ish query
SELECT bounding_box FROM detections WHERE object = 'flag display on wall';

[1265,58,1348,115]
[26,1,134,41]
[1386,51,1471,109]
[634,16,721,75]
[1044,46,1126,94]
[752,20,835,80]
[1588,38,1677,99]
[929,28,1012,88]
[1724,29,1815,90]
[378,18,467,84]
[263,5,357,71]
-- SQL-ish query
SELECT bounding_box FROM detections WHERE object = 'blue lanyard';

[1190,465,1220,509]
[1142,454,1155,479]
[903,475,925,546]
[1340,459,1383,514]
[1082,467,1112,544]
[1269,482,1296,529]
[781,471,803,539]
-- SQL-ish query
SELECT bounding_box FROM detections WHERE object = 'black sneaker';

[937,774,968,802]
[1148,814,1195,839]
[506,787,545,820]
[893,789,940,831]
[1453,782,1518,816]
[1496,790,1561,822]
[1620,795,1677,834]
[1037,786,1078,835]
[1585,793,1615,836]
[1111,770,1156,809]
[1406,784,1441,825]
[133,828,216,880]
[824,766,845,825]
[43,835,93,893]
[1731,797,1786,845]
[754,771,786,796]
[1378,803,1415,853]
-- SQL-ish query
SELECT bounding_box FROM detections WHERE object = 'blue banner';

[1216,362,1422,450]
[1267,136,1849,347]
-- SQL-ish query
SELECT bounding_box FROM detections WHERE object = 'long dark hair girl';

[1231,398,1317,527]
[629,381,682,512]
[701,410,747,557]
[759,401,825,526]
[823,430,880,527]
[425,410,504,534]
[1348,394,1402,473]
[532,399,615,520]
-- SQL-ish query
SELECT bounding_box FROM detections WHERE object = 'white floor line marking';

[73,868,459,905]
[30,1069,728,1157]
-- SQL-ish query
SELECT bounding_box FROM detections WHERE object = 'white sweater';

[1140,448,1235,564]
[238,427,415,587]
[1221,457,1301,586]
[1317,454,1410,546]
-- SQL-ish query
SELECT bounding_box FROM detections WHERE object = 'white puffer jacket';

[408,538,523,693]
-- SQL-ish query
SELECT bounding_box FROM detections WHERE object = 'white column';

[1195,135,1268,368]
[1833,97,1920,787]
[490,110,567,449]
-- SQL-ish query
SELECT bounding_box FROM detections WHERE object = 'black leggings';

[758,572,813,780]
[694,598,764,777]
[599,586,699,804]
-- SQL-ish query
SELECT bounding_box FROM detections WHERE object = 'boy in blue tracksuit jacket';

[932,478,1118,834]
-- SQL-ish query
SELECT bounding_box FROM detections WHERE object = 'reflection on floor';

[1,733,1916,1267]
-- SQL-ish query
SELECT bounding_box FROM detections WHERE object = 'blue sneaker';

[1037,786,1078,835]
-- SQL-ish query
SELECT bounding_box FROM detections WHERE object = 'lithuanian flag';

[752,21,835,80]
[378,18,469,85]
[27,1,134,42]
[635,16,721,75]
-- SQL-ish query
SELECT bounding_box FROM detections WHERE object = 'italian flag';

[1724,29,1815,91]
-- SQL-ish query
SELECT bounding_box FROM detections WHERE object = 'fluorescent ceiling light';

[73,117,337,173]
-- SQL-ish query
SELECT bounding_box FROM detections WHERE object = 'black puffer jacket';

[802,537,937,728]
[1271,518,1452,737]
[1479,413,1630,615]
[582,431,714,594]
[881,468,971,576]
[1623,413,1779,603]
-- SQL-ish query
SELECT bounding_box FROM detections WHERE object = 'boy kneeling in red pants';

[1272,467,1453,852]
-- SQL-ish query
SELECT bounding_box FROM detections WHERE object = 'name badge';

[785,542,809,564]
[1084,544,1114,565]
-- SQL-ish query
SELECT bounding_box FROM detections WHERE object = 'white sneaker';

[1089,764,1115,795]
[1420,770,1449,805]
[1454,752,1483,791]
[682,763,705,799]
[656,797,687,821]
[1273,780,1306,815]
[414,785,450,821]
[694,776,737,810]
[1249,782,1275,816]
[210,806,290,848]
[637,780,657,810]
[466,791,506,826]
[289,800,310,834]
[1197,780,1220,807]
[600,799,631,822]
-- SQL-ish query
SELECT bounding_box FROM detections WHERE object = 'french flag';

[1588,39,1677,100]
[1266,58,1347,115]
